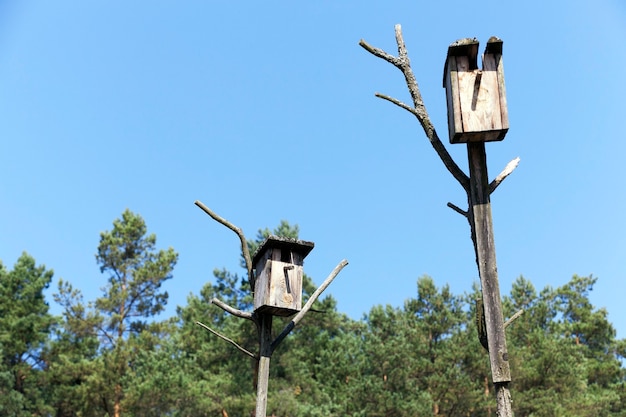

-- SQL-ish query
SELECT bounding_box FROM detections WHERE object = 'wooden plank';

[480,54,502,130]
[253,251,272,312]
[269,248,284,308]
[445,51,508,143]
[443,38,508,143]
[467,142,511,383]
[445,56,463,143]
[457,131,501,142]
[495,54,509,132]
[254,249,304,316]
[457,56,483,134]
[458,61,503,135]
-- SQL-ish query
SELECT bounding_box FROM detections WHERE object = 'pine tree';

[0,253,55,416]
[54,209,178,416]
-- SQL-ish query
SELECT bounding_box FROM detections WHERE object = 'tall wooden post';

[468,142,510,382]
[467,142,513,415]
[255,313,273,417]
[359,28,519,417]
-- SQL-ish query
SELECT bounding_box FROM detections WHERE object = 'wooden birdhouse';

[251,235,314,316]
[443,37,509,144]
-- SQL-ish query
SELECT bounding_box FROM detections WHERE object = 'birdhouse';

[443,37,509,144]
[251,235,314,317]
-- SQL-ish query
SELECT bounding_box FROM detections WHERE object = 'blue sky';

[1,1,625,339]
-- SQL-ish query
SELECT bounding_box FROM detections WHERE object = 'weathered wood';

[467,141,510,383]
[444,39,509,143]
[485,37,509,131]
[455,59,500,142]
[476,298,489,351]
[359,26,517,417]
[490,157,520,194]
[272,259,348,351]
[210,297,256,321]
[196,203,347,417]
[445,55,462,142]
[255,314,273,417]
[253,249,303,316]
[481,54,504,129]
[358,26,471,191]
[252,236,313,316]
[495,382,513,417]
[504,308,525,328]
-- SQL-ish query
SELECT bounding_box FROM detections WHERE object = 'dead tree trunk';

[467,142,512,412]
[255,314,273,417]
[359,25,521,417]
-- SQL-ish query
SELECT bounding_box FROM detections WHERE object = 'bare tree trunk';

[468,143,513,417]
[495,383,513,417]
[255,314,273,417]
[359,28,519,416]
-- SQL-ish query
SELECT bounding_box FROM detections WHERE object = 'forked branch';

[195,200,254,285]
[359,24,469,191]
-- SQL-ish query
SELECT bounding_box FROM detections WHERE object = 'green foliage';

[2,219,625,416]
[50,209,179,416]
[95,209,178,343]
[0,253,55,367]
[504,275,626,416]
[0,253,55,416]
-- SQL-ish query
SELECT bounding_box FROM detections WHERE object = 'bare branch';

[375,93,419,116]
[210,298,256,322]
[271,259,348,351]
[447,202,468,218]
[196,321,258,359]
[504,309,524,329]
[489,157,520,194]
[194,200,254,287]
[358,39,402,68]
[360,25,470,192]
[393,24,425,113]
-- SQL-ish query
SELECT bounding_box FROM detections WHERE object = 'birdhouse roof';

[252,235,315,266]
[442,37,479,87]
[442,36,503,87]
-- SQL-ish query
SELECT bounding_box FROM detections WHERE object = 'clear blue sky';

[1,1,625,339]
